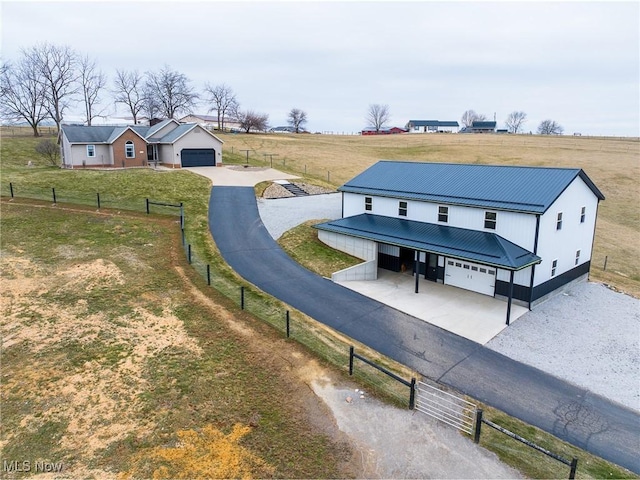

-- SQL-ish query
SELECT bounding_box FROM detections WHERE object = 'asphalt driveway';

[209,186,640,474]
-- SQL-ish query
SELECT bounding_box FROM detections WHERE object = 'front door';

[426,253,438,281]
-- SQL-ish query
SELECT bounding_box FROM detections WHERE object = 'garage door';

[444,259,495,296]
[181,149,216,167]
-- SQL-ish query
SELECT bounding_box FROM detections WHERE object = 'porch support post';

[506,270,515,325]
[414,250,420,293]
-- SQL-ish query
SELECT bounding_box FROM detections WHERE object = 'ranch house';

[407,120,460,133]
[60,119,223,168]
[314,161,604,323]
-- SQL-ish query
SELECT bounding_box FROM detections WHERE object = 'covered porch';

[336,268,529,344]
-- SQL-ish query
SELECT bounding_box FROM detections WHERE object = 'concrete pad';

[337,269,528,344]
[184,165,299,186]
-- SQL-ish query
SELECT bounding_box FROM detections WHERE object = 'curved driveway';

[209,186,639,474]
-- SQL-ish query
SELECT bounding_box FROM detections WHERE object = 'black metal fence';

[474,409,578,479]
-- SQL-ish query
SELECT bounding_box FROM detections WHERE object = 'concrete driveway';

[337,269,528,344]
[184,165,298,186]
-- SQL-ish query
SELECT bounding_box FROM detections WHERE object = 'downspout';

[528,214,541,309]
[341,192,344,219]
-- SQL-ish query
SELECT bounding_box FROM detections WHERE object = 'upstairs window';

[438,206,449,223]
[484,211,497,230]
[556,212,563,230]
[398,201,407,217]
[580,206,586,223]
[575,250,581,265]
[551,259,558,277]
[86,145,95,157]
[364,197,372,211]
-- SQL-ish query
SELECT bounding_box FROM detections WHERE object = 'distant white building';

[406,120,459,133]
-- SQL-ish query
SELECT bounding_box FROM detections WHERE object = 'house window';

[398,201,407,216]
[551,259,558,277]
[86,145,95,157]
[556,212,563,230]
[484,211,497,229]
[438,206,448,223]
[575,250,581,265]
[125,141,135,158]
[580,206,586,223]
[365,197,372,211]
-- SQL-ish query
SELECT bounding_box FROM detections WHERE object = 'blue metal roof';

[339,161,604,213]
[315,214,541,270]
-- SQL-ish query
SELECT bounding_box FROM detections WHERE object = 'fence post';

[181,229,186,247]
[603,256,608,271]
[96,192,101,209]
[52,188,56,204]
[349,346,354,375]
[240,286,245,309]
[9,182,14,198]
[286,310,290,338]
[409,377,416,409]
[569,458,578,480]
[207,264,211,286]
[327,171,330,182]
[473,409,483,443]
[180,202,184,230]
[188,244,192,264]
[146,198,150,214]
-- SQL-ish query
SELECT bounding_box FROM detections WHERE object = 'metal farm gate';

[415,381,477,434]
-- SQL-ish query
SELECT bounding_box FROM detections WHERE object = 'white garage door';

[444,259,496,296]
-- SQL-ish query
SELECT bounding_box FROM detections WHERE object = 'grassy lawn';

[0,202,353,478]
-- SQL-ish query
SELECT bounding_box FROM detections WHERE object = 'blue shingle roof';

[156,124,195,143]
[339,161,604,214]
[61,126,119,143]
[315,214,541,270]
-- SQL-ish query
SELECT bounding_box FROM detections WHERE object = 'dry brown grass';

[221,132,640,297]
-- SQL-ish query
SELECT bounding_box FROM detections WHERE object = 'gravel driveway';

[258,194,640,413]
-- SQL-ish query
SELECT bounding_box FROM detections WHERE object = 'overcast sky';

[2,1,638,136]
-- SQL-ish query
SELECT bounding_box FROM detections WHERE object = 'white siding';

[342,192,537,250]
[496,266,532,287]
[159,144,176,166]
[69,144,112,166]
[332,260,377,281]
[534,177,599,287]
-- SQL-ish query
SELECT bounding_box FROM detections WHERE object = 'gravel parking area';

[486,282,639,412]
[258,195,640,413]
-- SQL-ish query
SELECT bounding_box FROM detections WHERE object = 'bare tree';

[537,119,564,135]
[366,104,390,132]
[0,58,49,137]
[113,69,145,124]
[237,110,269,133]
[204,83,238,130]
[141,82,162,121]
[26,43,79,142]
[145,65,198,119]
[287,108,308,133]
[505,111,527,134]
[35,138,60,165]
[78,55,106,126]
[460,110,487,128]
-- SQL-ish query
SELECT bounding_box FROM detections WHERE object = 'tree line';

[1,42,312,139]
